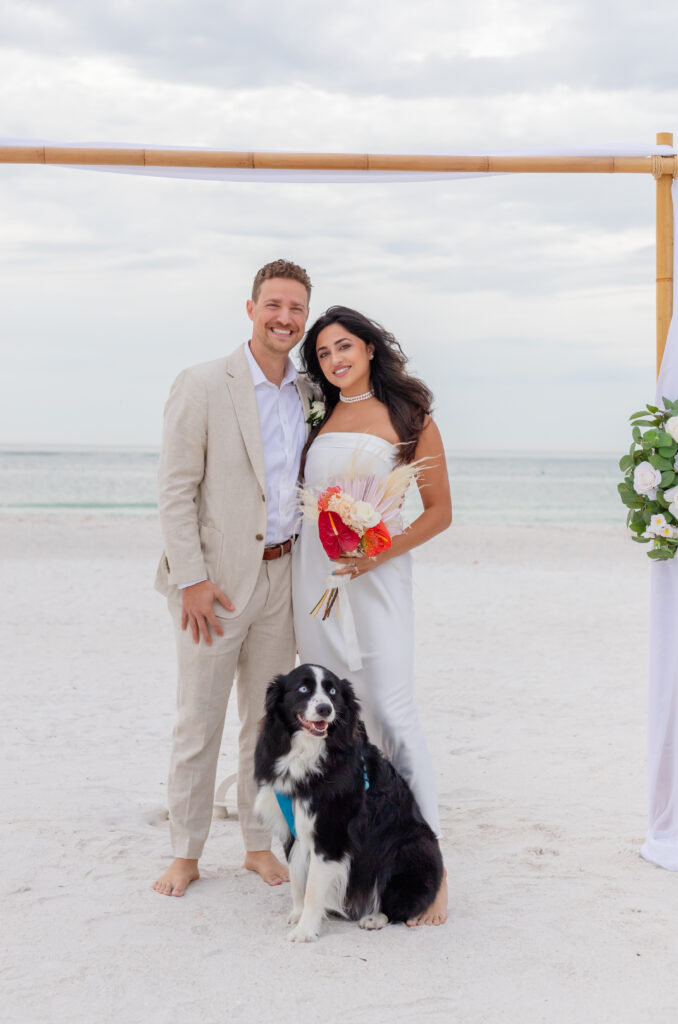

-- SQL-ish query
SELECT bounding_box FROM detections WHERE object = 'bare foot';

[151,857,200,897]
[407,868,448,927]
[244,850,289,886]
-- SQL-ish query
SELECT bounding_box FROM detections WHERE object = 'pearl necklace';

[339,389,374,404]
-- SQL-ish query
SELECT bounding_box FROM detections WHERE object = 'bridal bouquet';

[298,456,421,619]
[618,397,678,560]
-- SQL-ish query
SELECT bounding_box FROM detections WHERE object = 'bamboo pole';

[0,144,663,175]
[656,132,675,375]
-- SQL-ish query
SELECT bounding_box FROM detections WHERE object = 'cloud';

[2,0,678,99]
[0,0,670,449]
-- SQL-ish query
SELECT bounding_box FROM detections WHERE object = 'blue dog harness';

[275,759,370,840]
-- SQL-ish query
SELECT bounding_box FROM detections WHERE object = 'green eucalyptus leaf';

[619,454,633,471]
[650,455,673,471]
[648,548,674,561]
[632,535,651,544]
[643,428,672,447]
[633,426,643,443]
[661,471,677,488]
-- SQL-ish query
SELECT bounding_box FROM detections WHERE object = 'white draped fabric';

[4,135,678,866]
[642,179,678,870]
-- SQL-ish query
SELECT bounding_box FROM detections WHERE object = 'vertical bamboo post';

[656,131,675,375]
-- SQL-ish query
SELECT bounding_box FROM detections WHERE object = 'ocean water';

[0,448,622,525]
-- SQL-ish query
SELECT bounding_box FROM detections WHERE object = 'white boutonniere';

[306,399,326,428]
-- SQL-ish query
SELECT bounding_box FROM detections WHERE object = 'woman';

[293,306,452,926]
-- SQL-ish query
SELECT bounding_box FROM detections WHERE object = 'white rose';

[665,416,678,442]
[669,501,678,521]
[310,400,325,417]
[633,461,662,495]
[347,500,380,533]
[674,454,678,472]
[664,485,678,504]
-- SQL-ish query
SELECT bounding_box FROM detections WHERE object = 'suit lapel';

[295,374,314,439]
[225,347,266,493]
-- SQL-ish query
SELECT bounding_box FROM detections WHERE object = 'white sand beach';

[2,515,676,1023]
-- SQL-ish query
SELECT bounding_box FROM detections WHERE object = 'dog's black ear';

[264,674,287,716]
[339,677,361,730]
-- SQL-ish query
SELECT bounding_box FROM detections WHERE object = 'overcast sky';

[1,0,677,451]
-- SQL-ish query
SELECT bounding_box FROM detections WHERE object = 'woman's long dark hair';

[299,306,433,470]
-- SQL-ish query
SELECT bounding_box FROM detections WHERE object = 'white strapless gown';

[292,432,441,837]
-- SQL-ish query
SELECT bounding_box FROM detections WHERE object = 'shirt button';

[261,494,266,502]
[256,534,264,541]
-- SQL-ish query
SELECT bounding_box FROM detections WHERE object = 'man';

[152,259,314,896]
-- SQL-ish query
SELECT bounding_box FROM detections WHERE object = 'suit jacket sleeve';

[157,368,210,586]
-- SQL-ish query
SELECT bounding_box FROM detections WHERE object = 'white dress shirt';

[179,342,306,588]
[243,341,306,544]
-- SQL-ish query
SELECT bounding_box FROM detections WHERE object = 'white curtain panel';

[642,179,678,870]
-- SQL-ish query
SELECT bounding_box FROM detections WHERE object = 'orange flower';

[318,485,342,512]
[360,521,391,557]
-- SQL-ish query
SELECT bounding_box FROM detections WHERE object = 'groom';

[152,259,314,896]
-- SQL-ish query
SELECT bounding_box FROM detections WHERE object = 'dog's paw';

[287,923,320,943]
[287,907,302,926]
[358,913,388,931]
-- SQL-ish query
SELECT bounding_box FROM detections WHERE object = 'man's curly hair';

[252,259,312,303]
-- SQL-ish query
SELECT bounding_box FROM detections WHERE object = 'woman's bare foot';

[407,868,448,927]
[244,850,289,885]
[152,858,200,897]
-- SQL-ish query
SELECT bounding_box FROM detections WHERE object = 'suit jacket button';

[256,533,264,541]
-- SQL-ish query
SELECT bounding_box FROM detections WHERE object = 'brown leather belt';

[262,537,296,561]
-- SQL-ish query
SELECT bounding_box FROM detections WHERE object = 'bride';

[292,305,452,926]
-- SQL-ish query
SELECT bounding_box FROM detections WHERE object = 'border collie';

[254,664,443,942]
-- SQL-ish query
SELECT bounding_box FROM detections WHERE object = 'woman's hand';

[331,551,385,578]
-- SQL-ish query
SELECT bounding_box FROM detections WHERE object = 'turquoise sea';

[0,447,622,525]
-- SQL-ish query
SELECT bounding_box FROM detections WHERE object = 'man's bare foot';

[151,858,200,897]
[244,850,289,886]
[407,868,448,927]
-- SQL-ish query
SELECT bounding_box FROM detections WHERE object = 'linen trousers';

[167,552,296,859]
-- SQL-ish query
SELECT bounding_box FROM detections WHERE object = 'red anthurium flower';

[318,510,360,558]
[360,521,391,557]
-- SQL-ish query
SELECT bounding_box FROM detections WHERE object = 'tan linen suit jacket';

[155,343,314,610]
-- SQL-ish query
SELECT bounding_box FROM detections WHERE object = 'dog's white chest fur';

[273,730,326,794]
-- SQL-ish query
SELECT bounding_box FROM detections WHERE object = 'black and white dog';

[254,664,443,942]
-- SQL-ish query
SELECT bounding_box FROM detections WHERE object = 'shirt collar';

[244,341,298,389]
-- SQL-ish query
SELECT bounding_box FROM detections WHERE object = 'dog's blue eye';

[299,685,309,693]
[329,688,336,696]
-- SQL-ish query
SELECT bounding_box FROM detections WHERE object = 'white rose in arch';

[665,416,678,442]
[669,501,678,521]
[633,461,662,496]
